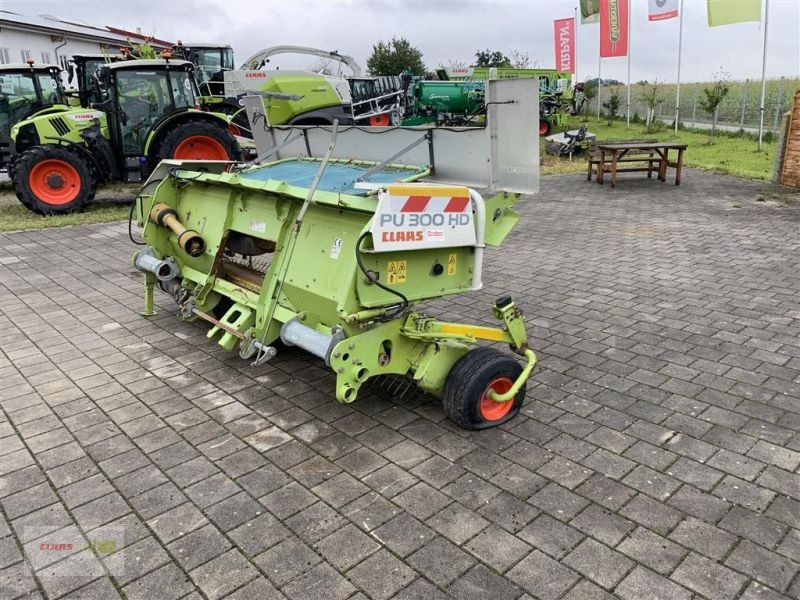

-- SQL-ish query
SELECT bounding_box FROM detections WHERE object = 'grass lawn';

[541,117,778,181]
[0,183,135,233]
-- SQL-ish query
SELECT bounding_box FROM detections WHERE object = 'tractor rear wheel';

[157,120,241,162]
[13,146,94,215]
[442,346,526,430]
[539,118,552,137]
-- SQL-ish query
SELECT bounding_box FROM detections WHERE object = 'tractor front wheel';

[158,120,242,162]
[539,118,552,137]
[442,346,526,430]
[13,146,94,215]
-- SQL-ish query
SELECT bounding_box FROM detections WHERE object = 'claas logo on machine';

[370,185,476,252]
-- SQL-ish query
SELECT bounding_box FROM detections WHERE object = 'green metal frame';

[135,160,536,408]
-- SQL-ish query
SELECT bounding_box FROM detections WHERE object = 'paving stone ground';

[1,169,799,599]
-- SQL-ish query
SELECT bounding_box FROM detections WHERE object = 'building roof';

[0,10,173,48]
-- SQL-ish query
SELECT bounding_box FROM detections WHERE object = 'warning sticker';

[386,260,407,285]
[447,253,457,276]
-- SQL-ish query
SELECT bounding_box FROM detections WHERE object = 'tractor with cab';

[10,58,241,215]
[0,62,68,172]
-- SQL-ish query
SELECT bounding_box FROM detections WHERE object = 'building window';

[41,52,51,64]
[21,49,32,62]
[60,55,70,71]
[0,48,9,64]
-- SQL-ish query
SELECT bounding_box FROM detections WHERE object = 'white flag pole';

[674,0,684,135]
[626,0,631,127]
[757,0,770,150]
[574,6,579,87]
[597,36,602,120]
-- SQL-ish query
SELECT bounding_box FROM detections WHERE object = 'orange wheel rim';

[228,124,241,137]
[172,135,228,160]
[369,114,390,126]
[480,376,515,421]
[539,121,548,135]
[29,159,80,205]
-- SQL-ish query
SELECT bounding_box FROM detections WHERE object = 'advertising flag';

[600,0,629,58]
[554,18,576,73]
[649,0,679,21]
[707,0,761,26]
[580,0,600,24]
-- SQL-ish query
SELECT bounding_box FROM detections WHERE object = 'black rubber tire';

[539,118,553,137]
[442,346,526,430]
[13,146,94,215]
[156,119,242,162]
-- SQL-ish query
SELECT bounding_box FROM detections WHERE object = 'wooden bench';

[587,139,660,182]
[589,141,688,188]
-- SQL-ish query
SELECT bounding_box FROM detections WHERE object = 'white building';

[0,10,172,74]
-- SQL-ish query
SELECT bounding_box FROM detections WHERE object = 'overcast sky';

[3,0,798,83]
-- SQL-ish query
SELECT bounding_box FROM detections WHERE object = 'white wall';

[0,27,123,84]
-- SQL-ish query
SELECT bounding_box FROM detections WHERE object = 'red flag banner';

[554,18,576,73]
[600,0,629,57]
[649,0,679,21]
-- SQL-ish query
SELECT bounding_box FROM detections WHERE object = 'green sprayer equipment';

[10,58,242,214]
[131,79,540,429]
[440,66,577,135]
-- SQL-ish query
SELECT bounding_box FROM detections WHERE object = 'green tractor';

[170,42,234,98]
[10,58,241,215]
[66,54,122,107]
[0,62,69,172]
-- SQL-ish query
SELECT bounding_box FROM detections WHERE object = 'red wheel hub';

[539,120,548,136]
[29,159,80,205]
[369,114,391,127]
[172,135,229,160]
[480,376,515,421]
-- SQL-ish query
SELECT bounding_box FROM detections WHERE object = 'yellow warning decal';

[447,253,457,276]
[387,260,407,284]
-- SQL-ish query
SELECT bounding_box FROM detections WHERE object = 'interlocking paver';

[348,549,416,599]
[672,552,748,600]
[407,536,474,586]
[189,548,258,600]
[564,538,634,590]
[2,171,798,600]
[617,526,688,575]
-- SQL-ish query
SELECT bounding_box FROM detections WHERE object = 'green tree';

[367,38,425,76]
[699,69,731,138]
[473,49,512,68]
[581,79,598,120]
[639,79,665,132]
[603,92,620,125]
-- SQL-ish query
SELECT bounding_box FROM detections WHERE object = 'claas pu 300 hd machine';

[131,78,540,429]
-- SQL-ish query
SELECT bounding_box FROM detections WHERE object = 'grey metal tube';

[280,320,334,363]
[134,250,180,282]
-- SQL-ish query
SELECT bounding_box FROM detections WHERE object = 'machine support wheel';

[442,346,526,430]
[539,118,552,137]
[157,120,242,162]
[13,146,94,215]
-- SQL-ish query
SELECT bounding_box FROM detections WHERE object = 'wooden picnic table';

[593,141,688,188]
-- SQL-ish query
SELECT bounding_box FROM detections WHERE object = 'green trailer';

[131,79,540,429]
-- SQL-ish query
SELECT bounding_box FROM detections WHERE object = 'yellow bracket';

[403,319,513,345]
[436,323,509,343]
[488,348,537,402]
